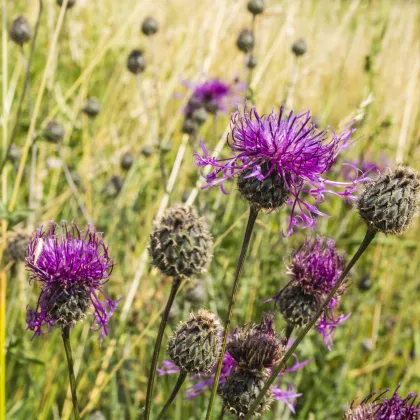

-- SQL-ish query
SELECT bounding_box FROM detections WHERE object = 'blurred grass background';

[1,0,419,418]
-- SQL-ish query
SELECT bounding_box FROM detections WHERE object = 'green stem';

[144,277,182,420]
[283,324,294,346]
[205,205,260,420]
[157,370,187,419]
[244,229,377,419]
[61,326,81,420]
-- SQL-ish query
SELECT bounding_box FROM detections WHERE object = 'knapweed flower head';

[195,105,363,236]
[344,384,420,420]
[227,312,284,370]
[25,221,118,341]
[269,235,349,349]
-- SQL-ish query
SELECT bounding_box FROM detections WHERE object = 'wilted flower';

[195,105,363,236]
[268,236,349,349]
[25,221,118,341]
[344,384,420,420]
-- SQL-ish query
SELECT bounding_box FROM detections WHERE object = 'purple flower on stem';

[268,235,349,350]
[195,105,367,236]
[25,221,119,341]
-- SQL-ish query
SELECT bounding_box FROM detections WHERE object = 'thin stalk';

[283,324,294,346]
[206,205,260,420]
[62,326,81,420]
[244,229,377,419]
[144,277,182,420]
[157,370,187,419]
[246,14,257,97]
[219,406,226,420]
[0,0,43,175]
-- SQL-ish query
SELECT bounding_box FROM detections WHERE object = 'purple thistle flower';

[268,235,349,350]
[25,221,119,342]
[195,105,366,236]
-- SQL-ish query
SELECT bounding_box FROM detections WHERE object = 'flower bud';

[141,145,153,157]
[141,16,159,36]
[246,54,258,69]
[120,152,134,170]
[56,0,76,9]
[181,118,198,135]
[9,16,32,46]
[191,108,208,126]
[127,49,146,74]
[43,120,65,144]
[82,97,101,118]
[4,230,30,263]
[357,166,420,235]
[168,309,222,373]
[237,29,254,54]
[291,39,307,57]
[247,0,265,15]
[219,368,274,418]
[148,205,213,278]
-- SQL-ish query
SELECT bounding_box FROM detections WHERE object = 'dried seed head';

[185,280,208,306]
[219,368,274,418]
[168,309,223,373]
[82,97,101,118]
[4,230,30,263]
[246,54,258,69]
[127,49,146,74]
[57,0,76,9]
[191,108,208,126]
[247,0,265,15]
[9,16,32,46]
[181,118,198,135]
[43,120,65,144]
[149,205,213,278]
[120,152,134,170]
[237,29,255,54]
[141,16,159,36]
[357,166,420,235]
[291,39,307,57]
[237,166,289,211]
[276,285,320,328]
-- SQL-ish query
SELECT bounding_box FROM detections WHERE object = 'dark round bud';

[291,39,307,57]
[237,29,254,54]
[120,152,134,170]
[43,120,65,143]
[4,230,30,263]
[357,274,372,292]
[46,284,90,328]
[192,107,208,126]
[127,49,146,74]
[57,0,76,9]
[186,95,202,113]
[141,145,153,157]
[246,54,258,69]
[203,100,219,115]
[237,167,289,211]
[102,175,123,198]
[357,166,420,235]
[168,309,222,373]
[276,285,320,328]
[141,16,158,36]
[247,0,265,15]
[82,97,101,118]
[181,118,198,135]
[9,16,32,46]
[148,205,213,278]
[219,368,274,418]
[185,280,207,306]
[8,144,21,163]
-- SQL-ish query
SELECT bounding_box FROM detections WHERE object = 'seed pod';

[43,120,65,144]
[168,309,222,373]
[82,97,101,118]
[127,49,146,74]
[246,54,258,69]
[9,16,32,46]
[141,16,159,36]
[148,205,213,278]
[219,368,274,418]
[237,29,254,54]
[120,152,134,170]
[185,280,207,306]
[4,230,30,263]
[237,166,289,211]
[357,166,420,235]
[56,0,76,9]
[276,285,320,328]
[291,39,307,57]
[247,0,265,15]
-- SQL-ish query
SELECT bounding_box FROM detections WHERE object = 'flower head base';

[270,236,349,349]
[25,221,118,341]
[344,384,420,420]
[195,105,362,236]
[227,312,284,370]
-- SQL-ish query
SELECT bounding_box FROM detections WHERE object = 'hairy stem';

[157,370,187,419]
[206,205,260,420]
[62,326,81,420]
[244,230,377,419]
[144,277,182,420]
